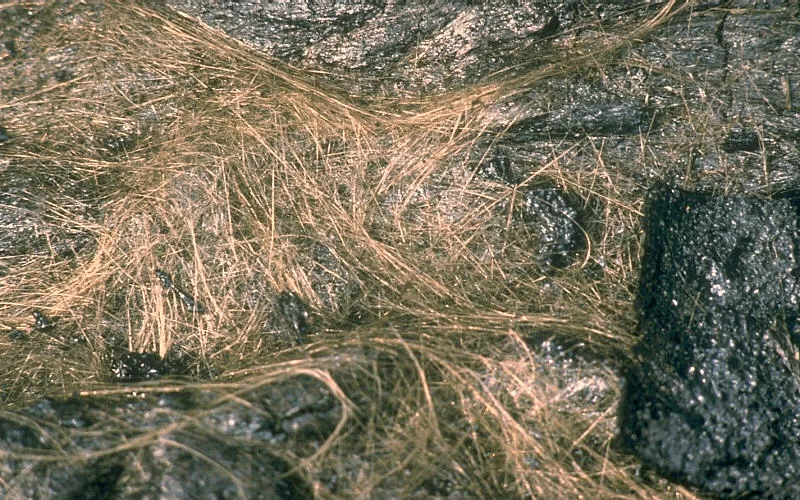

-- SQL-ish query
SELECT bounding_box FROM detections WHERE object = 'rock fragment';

[519,186,588,269]
[476,150,516,184]
[104,350,170,382]
[721,125,761,153]
[275,290,312,344]
[31,309,55,331]
[618,187,800,498]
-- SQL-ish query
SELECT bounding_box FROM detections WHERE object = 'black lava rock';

[519,186,587,268]
[154,268,206,313]
[722,126,761,153]
[154,268,174,289]
[505,101,653,140]
[102,134,136,155]
[618,187,800,498]
[0,377,335,498]
[275,291,312,343]
[476,150,516,184]
[8,329,26,341]
[534,14,560,39]
[31,309,55,331]
[203,375,340,444]
[106,350,169,382]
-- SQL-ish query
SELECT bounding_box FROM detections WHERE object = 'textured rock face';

[0,163,99,270]
[164,0,570,95]
[619,187,800,498]
[165,0,800,192]
[2,0,800,497]
[519,187,588,268]
[0,375,337,498]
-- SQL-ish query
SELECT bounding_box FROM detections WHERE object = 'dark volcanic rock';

[519,186,588,269]
[165,0,383,62]
[721,125,761,153]
[637,3,800,188]
[166,0,588,95]
[203,375,340,444]
[0,161,100,272]
[31,309,55,331]
[0,375,337,498]
[618,187,800,498]
[8,328,26,341]
[476,150,516,184]
[275,290,312,344]
[104,349,171,382]
[504,101,655,140]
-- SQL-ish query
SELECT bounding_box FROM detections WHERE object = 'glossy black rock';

[0,376,335,498]
[275,291,312,344]
[476,150,516,184]
[618,187,800,499]
[154,268,206,313]
[105,350,170,382]
[519,187,588,269]
[31,309,54,331]
[8,329,25,341]
[722,126,762,153]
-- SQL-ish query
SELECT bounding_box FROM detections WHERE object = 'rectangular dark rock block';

[618,187,800,498]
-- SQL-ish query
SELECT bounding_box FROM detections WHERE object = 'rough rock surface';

[618,187,800,498]
[274,290,312,344]
[0,162,99,271]
[1,0,799,496]
[102,348,183,382]
[165,1,800,193]
[165,0,571,95]
[518,186,588,268]
[0,375,338,498]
